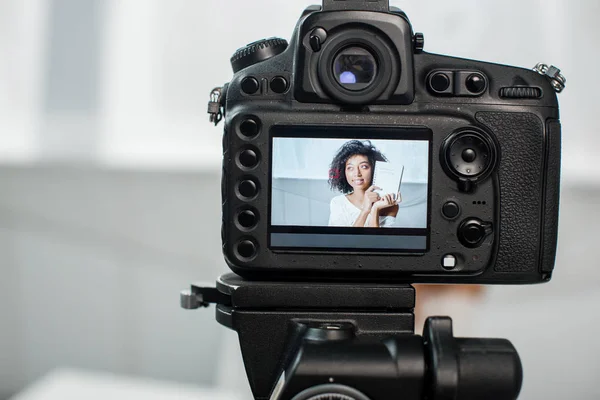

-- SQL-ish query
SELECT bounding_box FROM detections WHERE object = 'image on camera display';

[270,126,430,251]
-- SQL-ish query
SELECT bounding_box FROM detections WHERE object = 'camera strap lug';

[208,86,225,126]
[533,63,566,93]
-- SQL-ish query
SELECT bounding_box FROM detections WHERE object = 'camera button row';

[241,76,289,95]
[427,70,488,97]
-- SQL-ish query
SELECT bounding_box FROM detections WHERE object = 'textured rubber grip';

[541,120,561,273]
[476,112,544,273]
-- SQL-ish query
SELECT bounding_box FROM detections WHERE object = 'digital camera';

[214,0,563,284]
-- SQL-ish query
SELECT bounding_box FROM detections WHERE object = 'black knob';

[236,239,257,259]
[230,38,288,73]
[309,27,328,52]
[462,148,477,163]
[458,218,492,248]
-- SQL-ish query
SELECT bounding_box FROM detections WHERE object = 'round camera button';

[442,201,461,219]
[239,148,259,169]
[236,239,257,259]
[241,77,260,95]
[239,118,260,138]
[270,76,289,94]
[238,209,258,229]
[466,73,486,94]
[238,179,259,199]
[430,72,450,92]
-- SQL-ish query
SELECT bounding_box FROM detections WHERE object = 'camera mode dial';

[230,38,288,73]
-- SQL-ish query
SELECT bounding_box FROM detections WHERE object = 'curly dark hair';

[328,140,387,194]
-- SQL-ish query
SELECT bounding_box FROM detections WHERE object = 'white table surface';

[10,368,244,400]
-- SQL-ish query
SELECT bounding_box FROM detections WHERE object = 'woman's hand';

[361,186,381,213]
[373,192,401,211]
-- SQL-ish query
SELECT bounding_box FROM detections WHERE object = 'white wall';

[0,0,598,180]
[0,0,48,162]
[272,138,428,182]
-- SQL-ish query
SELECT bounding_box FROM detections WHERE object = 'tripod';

[181,273,522,400]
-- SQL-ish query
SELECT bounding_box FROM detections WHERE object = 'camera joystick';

[458,218,493,248]
[440,127,498,193]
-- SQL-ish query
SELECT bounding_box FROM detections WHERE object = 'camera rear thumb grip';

[423,317,523,400]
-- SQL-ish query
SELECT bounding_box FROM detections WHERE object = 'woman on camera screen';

[328,140,401,227]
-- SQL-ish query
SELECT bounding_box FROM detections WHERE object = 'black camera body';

[219,0,562,284]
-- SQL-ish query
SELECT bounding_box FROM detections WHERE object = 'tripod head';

[182,274,522,400]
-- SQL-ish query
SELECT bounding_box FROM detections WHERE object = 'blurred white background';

[0,0,599,399]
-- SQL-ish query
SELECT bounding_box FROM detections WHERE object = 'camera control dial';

[230,38,288,73]
[441,127,498,193]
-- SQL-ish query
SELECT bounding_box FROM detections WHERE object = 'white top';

[328,194,397,227]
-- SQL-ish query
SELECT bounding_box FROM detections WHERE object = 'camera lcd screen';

[270,126,431,252]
